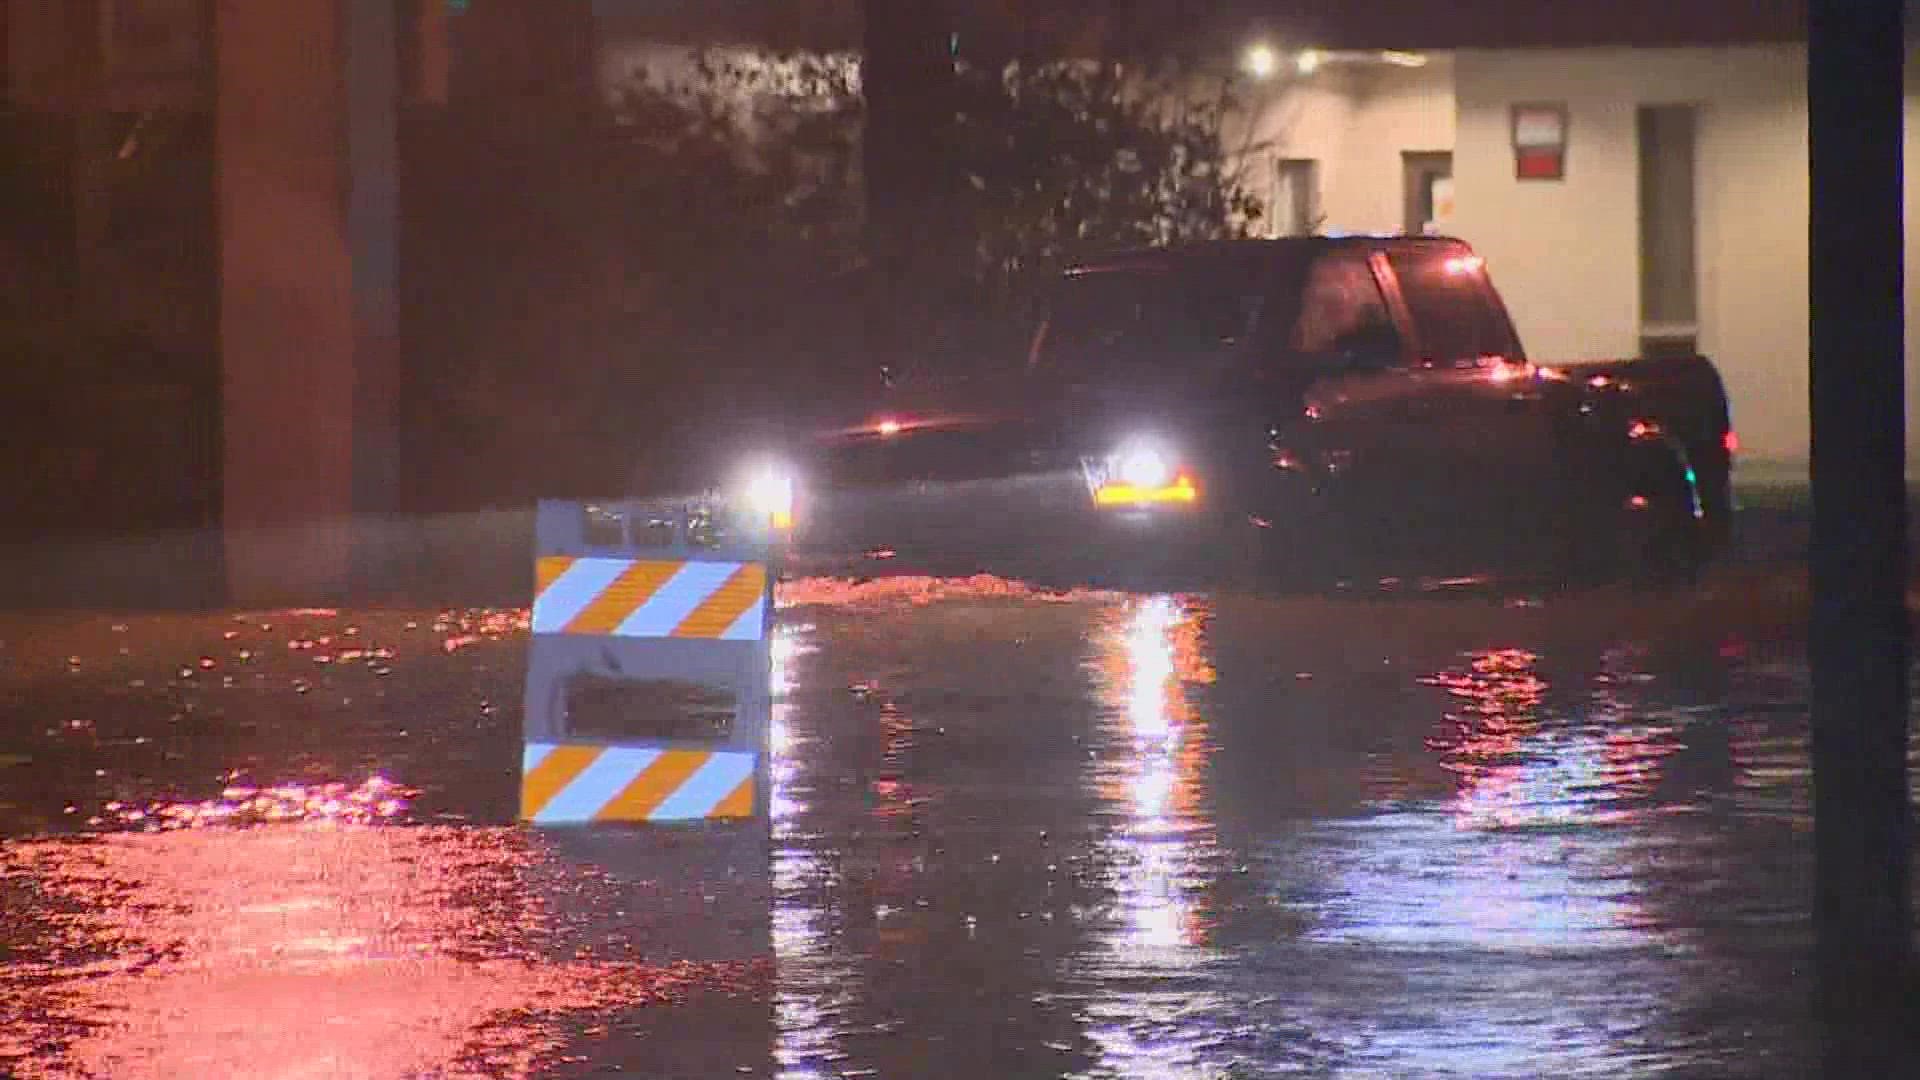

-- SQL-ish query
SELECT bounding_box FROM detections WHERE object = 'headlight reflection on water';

[1113,597,1217,954]
[1072,595,1221,1024]
[1065,594,1224,1075]
[766,619,844,1079]
[767,619,819,830]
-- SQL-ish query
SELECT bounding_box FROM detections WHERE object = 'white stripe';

[720,595,767,641]
[647,752,756,821]
[612,561,742,638]
[531,558,634,634]
[532,746,662,824]
[522,743,555,772]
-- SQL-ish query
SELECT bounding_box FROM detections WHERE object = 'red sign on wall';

[1512,103,1568,180]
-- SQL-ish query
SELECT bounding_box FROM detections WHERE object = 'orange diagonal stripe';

[564,559,681,635]
[671,563,767,638]
[596,749,711,821]
[519,745,604,820]
[710,775,754,819]
[535,555,576,596]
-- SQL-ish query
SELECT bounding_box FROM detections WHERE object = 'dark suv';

[797,236,1735,585]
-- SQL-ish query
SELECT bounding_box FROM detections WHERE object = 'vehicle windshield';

[1028,258,1297,380]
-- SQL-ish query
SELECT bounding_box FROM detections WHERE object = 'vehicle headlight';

[740,464,796,530]
[1092,438,1199,508]
[1114,442,1173,488]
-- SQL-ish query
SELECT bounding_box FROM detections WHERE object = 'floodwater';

[1,569,1915,1078]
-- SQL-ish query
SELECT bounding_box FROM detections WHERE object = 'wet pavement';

[2,564,1917,1078]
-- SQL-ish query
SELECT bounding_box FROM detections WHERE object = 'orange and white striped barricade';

[520,496,774,829]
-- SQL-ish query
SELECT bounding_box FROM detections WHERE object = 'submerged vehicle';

[776,236,1736,586]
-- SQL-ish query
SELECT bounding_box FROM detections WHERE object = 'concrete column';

[860,0,962,375]
[1807,0,1912,1063]
[216,0,399,602]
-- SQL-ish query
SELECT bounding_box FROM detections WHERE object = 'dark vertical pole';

[343,0,402,593]
[860,0,958,374]
[1807,0,1912,1058]
[861,1,955,259]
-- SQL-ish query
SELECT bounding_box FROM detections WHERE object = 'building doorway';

[1402,151,1454,236]
[1637,105,1699,357]
[1272,158,1321,236]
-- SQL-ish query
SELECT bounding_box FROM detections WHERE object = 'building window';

[1272,158,1320,237]
[1637,105,1699,357]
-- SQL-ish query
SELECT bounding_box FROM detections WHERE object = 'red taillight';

[1723,430,1740,455]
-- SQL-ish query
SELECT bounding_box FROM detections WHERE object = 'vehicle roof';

[1064,235,1473,276]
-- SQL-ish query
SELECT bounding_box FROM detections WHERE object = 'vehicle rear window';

[1028,262,1279,380]
[1385,250,1523,365]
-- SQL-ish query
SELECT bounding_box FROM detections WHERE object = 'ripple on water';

[0,821,773,1079]
[0,586,1874,1078]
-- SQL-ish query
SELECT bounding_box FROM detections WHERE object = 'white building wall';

[1340,57,1459,233]
[1235,55,1455,236]
[1450,44,1920,476]
[1231,68,1360,229]
[601,34,1914,475]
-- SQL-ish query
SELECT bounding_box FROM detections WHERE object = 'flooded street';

[2,568,1915,1077]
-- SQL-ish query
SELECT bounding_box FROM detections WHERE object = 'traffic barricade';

[515,494,779,1063]
[520,496,775,828]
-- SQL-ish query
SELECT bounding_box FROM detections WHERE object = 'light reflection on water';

[1300,648,1688,1076]
[0,587,1877,1077]
[90,775,415,831]
[1095,595,1218,956]
[767,620,848,1080]
[1044,594,1821,1078]
[1072,595,1227,1075]
[0,823,768,1079]
[1306,634,1832,1078]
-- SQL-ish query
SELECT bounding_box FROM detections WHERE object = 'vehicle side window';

[1291,256,1397,358]
[1384,250,1522,366]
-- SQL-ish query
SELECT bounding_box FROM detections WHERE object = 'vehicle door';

[1278,250,1430,546]
[1377,245,1557,561]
